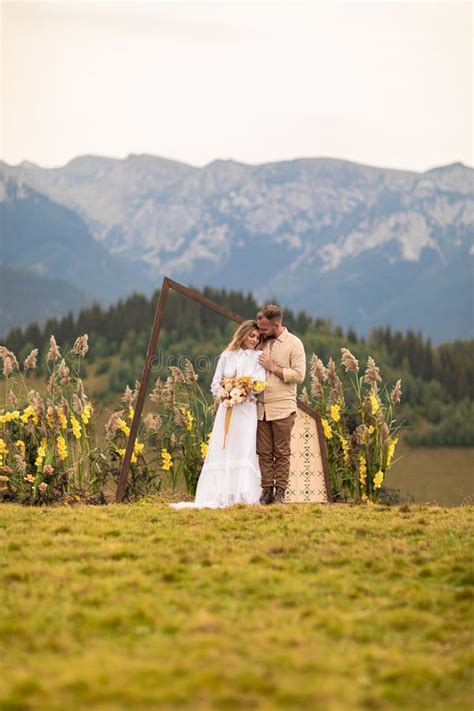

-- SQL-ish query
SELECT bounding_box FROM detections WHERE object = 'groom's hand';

[258,353,274,371]
[259,352,284,379]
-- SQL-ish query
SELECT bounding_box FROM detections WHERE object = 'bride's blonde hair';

[226,320,261,351]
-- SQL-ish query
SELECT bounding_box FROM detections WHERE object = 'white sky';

[1,0,472,171]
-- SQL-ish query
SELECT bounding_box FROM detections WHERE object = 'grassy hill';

[1,502,472,710]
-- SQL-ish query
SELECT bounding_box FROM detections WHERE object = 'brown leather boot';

[273,486,286,504]
[259,486,274,505]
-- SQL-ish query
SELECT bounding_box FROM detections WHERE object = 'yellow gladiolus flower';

[81,403,93,425]
[0,439,8,456]
[185,411,194,431]
[321,418,333,439]
[179,405,195,432]
[15,440,26,457]
[117,418,131,437]
[374,469,384,489]
[200,441,209,459]
[128,406,134,422]
[337,432,350,463]
[369,393,380,415]
[35,440,47,469]
[368,425,375,434]
[358,454,367,484]
[0,410,20,424]
[134,440,144,454]
[20,405,38,425]
[46,405,56,428]
[70,415,82,440]
[161,447,173,471]
[57,435,68,462]
[386,436,398,468]
[330,403,341,423]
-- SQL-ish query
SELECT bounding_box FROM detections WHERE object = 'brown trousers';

[256,411,296,490]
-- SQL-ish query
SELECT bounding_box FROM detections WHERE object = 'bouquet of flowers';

[218,375,267,448]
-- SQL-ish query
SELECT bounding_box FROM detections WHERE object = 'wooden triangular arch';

[115,277,333,503]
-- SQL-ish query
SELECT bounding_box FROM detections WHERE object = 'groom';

[256,305,306,505]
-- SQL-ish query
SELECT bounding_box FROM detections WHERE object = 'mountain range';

[1,154,472,343]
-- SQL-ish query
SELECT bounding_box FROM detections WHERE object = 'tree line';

[5,286,472,399]
[3,285,473,447]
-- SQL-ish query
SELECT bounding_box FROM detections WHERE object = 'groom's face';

[257,316,278,340]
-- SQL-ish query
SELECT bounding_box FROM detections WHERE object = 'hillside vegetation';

[4,286,473,448]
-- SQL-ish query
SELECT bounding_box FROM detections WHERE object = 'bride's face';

[243,328,260,349]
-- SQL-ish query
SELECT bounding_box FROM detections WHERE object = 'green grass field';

[388,438,474,507]
[1,502,473,710]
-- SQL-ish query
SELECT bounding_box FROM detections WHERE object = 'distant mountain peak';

[2,153,472,343]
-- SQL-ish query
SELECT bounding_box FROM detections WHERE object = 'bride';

[171,320,267,509]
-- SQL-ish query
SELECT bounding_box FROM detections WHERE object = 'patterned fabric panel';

[287,409,328,502]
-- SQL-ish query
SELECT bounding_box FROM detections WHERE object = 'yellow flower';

[128,406,134,422]
[115,444,140,464]
[337,432,350,463]
[321,418,333,439]
[161,447,173,471]
[0,410,20,424]
[117,418,131,437]
[58,411,68,429]
[70,415,82,440]
[35,439,47,469]
[358,454,367,484]
[81,403,93,425]
[15,440,26,457]
[330,403,341,423]
[253,380,267,393]
[369,393,380,415]
[368,425,375,434]
[386,436,398,468]
[20,405,38,425]
[0,439,8,456]
[24,474,35,484]
[179,405,194,432]
[134,440,144,454]
[373,469,384,489]
[46,405,56,428]
[200,441,209,459]
[186,411,194,431]
[57,435,68,462]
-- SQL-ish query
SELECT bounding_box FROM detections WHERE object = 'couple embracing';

[172,305,306,509]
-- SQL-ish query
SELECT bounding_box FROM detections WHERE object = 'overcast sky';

[1,0,472,171]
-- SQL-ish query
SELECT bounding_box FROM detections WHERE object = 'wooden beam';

[115,277,171,502]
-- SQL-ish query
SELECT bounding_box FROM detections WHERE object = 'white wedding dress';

[170,347,267,509]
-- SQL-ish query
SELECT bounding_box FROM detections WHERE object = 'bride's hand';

[215,385,228,401]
